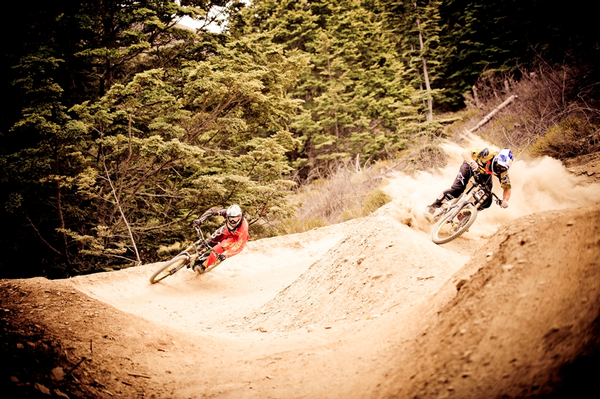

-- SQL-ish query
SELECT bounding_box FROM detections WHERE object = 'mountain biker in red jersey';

[425,147,514,220]
[192,204,250,273]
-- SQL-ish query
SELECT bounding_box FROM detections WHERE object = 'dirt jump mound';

[370,203,600,399]
[242,204,469,333]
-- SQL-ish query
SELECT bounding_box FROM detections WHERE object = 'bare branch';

[24,213,62,255]
[101,148,142,266]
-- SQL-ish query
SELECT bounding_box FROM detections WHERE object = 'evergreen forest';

[1,0,598,278]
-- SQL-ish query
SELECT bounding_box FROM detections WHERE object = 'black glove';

[217,253,227,262]
[194,209,215,226]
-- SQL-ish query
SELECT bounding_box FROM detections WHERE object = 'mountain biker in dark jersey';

[425,147,514,220]
[192,204,250,273]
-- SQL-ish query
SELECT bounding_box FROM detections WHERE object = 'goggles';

[495,163,508,174]
[227,215,242,226]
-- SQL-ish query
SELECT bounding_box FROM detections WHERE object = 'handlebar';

[193,224,214,252]
[492,193,502,205]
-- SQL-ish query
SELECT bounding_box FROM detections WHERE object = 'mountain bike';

[430,171,502,245]
[149,225,219,284]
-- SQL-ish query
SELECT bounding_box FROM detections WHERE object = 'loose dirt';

[2,143,600,399]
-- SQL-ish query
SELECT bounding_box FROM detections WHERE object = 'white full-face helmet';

[491,149,514,174]
[225,204,243,230]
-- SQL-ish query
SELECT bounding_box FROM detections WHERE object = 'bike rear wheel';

[149,255,189,284]
[431,203,478,244]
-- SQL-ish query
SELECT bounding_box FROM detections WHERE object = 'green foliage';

[1,0,598,278]
[233,0,422,177]
[0,44,88,277]
[69,0,220,97]
[378,0,600,111]
[380,0,445,110]
[530,119,600,160]
[0,2,307,277]
[435,0,600,110]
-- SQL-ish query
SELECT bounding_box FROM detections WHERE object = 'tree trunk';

[414,2,433,122]
[472,85,483,109]
[55,151,71,269]
[411,44,427,109]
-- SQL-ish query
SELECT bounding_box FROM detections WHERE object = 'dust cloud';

[384,134,600,240]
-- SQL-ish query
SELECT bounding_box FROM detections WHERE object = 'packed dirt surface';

[2,141,600,399]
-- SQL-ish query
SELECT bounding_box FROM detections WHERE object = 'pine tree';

[434,0,599,109]
[380,0,444,117]
[0,2,306,277]
[62,34,306,272]
[232,0,420,177]
[0,47,87,276]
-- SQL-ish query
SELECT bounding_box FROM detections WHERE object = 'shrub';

[409,145,448,171]
[272,216,328,236]
[255,160,395,236]
[530,118,600,159]
[339,187,392,222]
[466,64,600,154]
[361,188,392,215]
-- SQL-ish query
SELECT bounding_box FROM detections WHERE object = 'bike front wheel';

[431,203,478,244]
[149,255,189,284]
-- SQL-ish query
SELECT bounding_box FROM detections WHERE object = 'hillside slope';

[2,147,600,398]
[369,203,600,398]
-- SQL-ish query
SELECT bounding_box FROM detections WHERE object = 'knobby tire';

[149,255,188,284]
[431,203,478,244]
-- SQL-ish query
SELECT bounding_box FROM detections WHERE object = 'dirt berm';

[370,203,600,398]
[1,201,599,399]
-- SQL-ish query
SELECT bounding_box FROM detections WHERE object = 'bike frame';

[438,172,501,219]
[430,172,504,245]
[180,226,214,267]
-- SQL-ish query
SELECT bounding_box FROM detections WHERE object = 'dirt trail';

[68,221,357,335]
[2,143,600,399]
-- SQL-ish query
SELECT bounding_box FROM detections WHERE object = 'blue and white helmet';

[492,149,514,174]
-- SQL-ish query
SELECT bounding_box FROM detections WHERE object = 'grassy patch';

[253,161,394,237]
[530,118,600,159]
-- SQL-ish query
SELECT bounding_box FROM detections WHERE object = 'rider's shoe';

[424,205,438,222]
[193,264,206,274]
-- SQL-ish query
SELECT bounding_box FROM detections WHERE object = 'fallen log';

[467,95,517,133]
